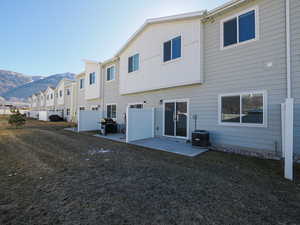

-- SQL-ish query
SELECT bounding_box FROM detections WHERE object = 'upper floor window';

[50,93,53,99]
[219,91,266,127]
[89,72,96,85]
[163,36,181,62]
[106,66,115,81]
[59,90,63,98]
[128,54,139,73]
[47,95,49,100]
[80,79,84,89]
[222,7,258,48]
[67,89,70,95]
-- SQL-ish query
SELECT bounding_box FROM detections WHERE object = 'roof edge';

[205,0,249,17]
[115,10,205,57]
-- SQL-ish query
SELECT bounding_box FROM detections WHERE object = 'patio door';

[164,100,188,139]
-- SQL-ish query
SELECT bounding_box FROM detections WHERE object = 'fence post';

[77,109,80,132]
[126,107,129,143]
[284,98,294,180]
[281,103,286,158]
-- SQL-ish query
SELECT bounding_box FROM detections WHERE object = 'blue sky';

[0,0,226,76]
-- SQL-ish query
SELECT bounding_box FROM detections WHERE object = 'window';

[163,36,181,62]
[129,104,143,109]
[222,8,257,48]
[91,107,98,111]
[128,54,139,73]
[106,66,115,81]
[47,95,49,100]
[219,91,266,126]
[80,79,84,89]
[106,104,116,119]
[59,90,63,97]
[79,107,85,111]
[50,93,53,99]
[66,108,70,116]
[89,72,96,85]
[67,89,70,96]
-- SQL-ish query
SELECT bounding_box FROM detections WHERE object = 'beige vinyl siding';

[291,0,300,154]
[196,0,286,153]
[76,75,86,109]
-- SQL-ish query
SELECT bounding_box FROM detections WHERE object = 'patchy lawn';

[0,116,299,225]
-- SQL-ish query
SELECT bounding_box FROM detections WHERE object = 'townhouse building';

[82,60,102,110]
[76,72,87,111]
[30,0,299,159]
[44,87,56,111]
[73,0,299,158]
[38,90,46,110]
[31,94,38,109]
[55,78,76,121]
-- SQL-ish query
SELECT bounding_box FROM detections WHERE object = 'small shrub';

[8,112,26,128]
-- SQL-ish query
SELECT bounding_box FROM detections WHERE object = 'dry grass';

[0,116,299,225]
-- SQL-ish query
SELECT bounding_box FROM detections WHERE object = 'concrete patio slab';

[94,134,208,157]
[131,137,208,157]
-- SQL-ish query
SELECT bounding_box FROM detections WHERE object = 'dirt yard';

[0,115,300,225]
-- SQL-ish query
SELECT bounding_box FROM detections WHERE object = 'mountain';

[2,72,75,101]
[0,70,33,95]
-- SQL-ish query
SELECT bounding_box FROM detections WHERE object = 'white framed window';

[163,36,182,62]
[66,89,70,96]
[59,90,63,98]
[66,108,70,116]
[106,104,117,119]
[80,79,85,89]
[128,54,139,73]
[79,107,85,111]
[128,103,144,109]
[221,6,259,49]
[89,72,96,85]
[106,65,115,81]
[218,91,267,127]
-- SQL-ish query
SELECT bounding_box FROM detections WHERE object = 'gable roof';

[85,0,250,63]
[76,72,85,79]
[45,86,55,93]
[114,10,205,56]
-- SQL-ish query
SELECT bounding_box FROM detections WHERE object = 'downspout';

[286,0,291,99]
[99,62,105,119]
